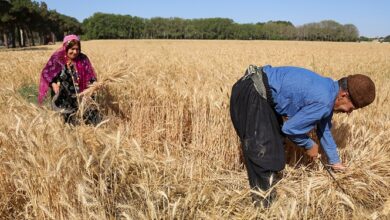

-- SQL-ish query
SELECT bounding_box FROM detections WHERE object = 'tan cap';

[347,74,376,108]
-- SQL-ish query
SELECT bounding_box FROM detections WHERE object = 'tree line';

[82,13,360,42]
[0,0,81,48]
[2,0,388,48]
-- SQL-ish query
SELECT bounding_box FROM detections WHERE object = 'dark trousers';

[230,76,285,206]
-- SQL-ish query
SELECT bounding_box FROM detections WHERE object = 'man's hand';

[331,163,347,172]
[52,82,60,94]
[306,143,319,160]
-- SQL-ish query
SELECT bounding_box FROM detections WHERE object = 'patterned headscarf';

[63,34,79,44]
[38,35,96,104]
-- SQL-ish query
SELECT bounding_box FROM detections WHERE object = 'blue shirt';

[263,65,340,164]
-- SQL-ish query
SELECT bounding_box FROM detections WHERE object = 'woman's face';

[66,44,80,60]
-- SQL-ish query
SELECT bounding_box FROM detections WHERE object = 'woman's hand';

[52,82,60,94]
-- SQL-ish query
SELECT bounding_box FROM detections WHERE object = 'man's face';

[333,91,356,114]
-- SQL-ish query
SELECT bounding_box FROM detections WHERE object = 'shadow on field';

[284,121,352,166]
[97,87,129,120]
[0,46,52,52]
[237,121,352,168]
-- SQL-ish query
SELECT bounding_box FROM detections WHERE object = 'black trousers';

[230,76,285,203]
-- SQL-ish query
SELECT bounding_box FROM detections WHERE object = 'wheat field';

[0,40,389,219]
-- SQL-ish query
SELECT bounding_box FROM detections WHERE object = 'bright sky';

[41,0,390,37]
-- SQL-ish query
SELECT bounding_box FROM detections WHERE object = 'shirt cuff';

[287,134,314,150]
[302,139,315,150]
[326,151,341,164]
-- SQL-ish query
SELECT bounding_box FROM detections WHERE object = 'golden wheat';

[0,40,389,219]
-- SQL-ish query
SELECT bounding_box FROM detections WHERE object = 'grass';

[18,84,38,104]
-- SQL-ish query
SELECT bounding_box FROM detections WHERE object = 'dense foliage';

[83,13,360,42]
[2,0,387,47]
[0,0,81,47]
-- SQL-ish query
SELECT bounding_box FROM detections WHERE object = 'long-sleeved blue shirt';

[263,65,340,164]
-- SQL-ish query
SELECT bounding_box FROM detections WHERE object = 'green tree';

[296,20,357,41]
[80,12,359,42]
[1,0,81,47]
[0,0,12,47]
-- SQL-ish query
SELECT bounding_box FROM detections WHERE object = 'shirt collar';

[333,80,340,104]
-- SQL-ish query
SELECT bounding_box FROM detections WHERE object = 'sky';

[41,0,390,37]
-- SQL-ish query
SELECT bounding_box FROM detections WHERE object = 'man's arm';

[317,115,346,170]
[282,102,327,150]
